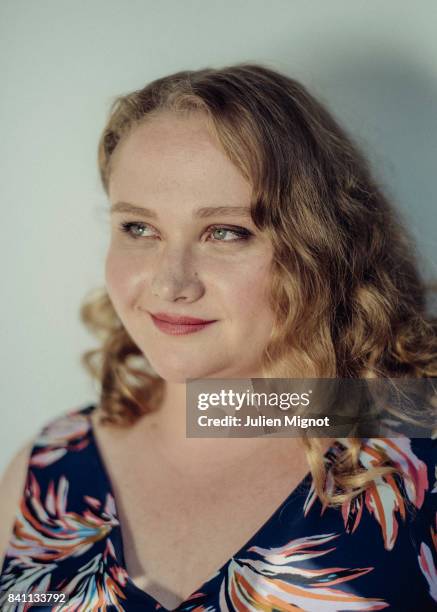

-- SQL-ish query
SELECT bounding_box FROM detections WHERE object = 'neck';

[140,378,292,471]
[152,380,187,438]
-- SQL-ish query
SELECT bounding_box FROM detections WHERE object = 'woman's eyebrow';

[110,201,252,219]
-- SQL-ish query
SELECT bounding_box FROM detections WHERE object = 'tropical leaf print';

[30,411,91,468]
[432,465,437,494]
[55,539,128,611]
[0,470,128,612]
[418,540,437,603]
[418,476,437,603]
[217,532,388,611]
[304,437,429,550]
[175,605,216,612]
[5,473,118,561]
[0,558,56,610]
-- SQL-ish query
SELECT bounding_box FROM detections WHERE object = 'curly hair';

[80,63,437,506]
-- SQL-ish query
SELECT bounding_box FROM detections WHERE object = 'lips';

[151,312,215,324]
[149,312,217,336]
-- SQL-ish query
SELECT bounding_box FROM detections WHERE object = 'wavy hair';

[81,64,437,506]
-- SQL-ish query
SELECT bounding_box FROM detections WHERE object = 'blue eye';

[119,222,155,239]
[208,226,252,242]
[118,222,252,243]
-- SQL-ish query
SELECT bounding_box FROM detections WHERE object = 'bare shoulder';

[0,440,34,565]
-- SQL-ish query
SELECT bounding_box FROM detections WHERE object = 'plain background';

[1,1,436,473]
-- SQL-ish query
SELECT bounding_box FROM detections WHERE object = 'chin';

[145,360,211,383]
[155,372,207,384]
[142,342,250,381]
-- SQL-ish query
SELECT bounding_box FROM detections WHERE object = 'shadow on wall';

[278,44,437,290]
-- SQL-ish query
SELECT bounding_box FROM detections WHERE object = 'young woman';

[0,64,436,611]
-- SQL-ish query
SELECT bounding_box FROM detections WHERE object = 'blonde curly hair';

[80,63,437,506]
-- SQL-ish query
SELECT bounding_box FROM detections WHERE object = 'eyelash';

[118,222,253,243]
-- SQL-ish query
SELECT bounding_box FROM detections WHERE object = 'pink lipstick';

[149,312,217,336]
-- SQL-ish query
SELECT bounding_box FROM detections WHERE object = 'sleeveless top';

[0,404,436,611]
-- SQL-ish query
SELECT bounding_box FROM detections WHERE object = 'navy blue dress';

[0,404,436,611]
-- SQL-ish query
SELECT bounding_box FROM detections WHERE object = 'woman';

[0,64,436,611]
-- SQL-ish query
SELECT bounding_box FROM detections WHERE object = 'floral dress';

[0,404,436,611]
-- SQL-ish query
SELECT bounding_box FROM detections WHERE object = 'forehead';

[108,111,252,209]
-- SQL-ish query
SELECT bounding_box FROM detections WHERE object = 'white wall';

[1,0,436,472]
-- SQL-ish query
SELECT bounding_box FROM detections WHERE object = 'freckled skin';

[105,111,275,382]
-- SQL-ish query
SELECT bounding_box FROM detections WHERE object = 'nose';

[150,245,204,303]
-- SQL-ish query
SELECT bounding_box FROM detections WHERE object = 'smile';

[149,314,217,336]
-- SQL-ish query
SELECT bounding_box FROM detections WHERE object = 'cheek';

[104,247,143,310]
[220,258,274,320]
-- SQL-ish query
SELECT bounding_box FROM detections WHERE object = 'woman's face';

[105,111,275,383]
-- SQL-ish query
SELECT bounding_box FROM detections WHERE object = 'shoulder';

[0,440,34,562]
[28,404,95,468]
[0,404,96,564]
[339,435,436,482]
[328,436,436,541]
[352,436,436,509]
[407,436,437,516]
